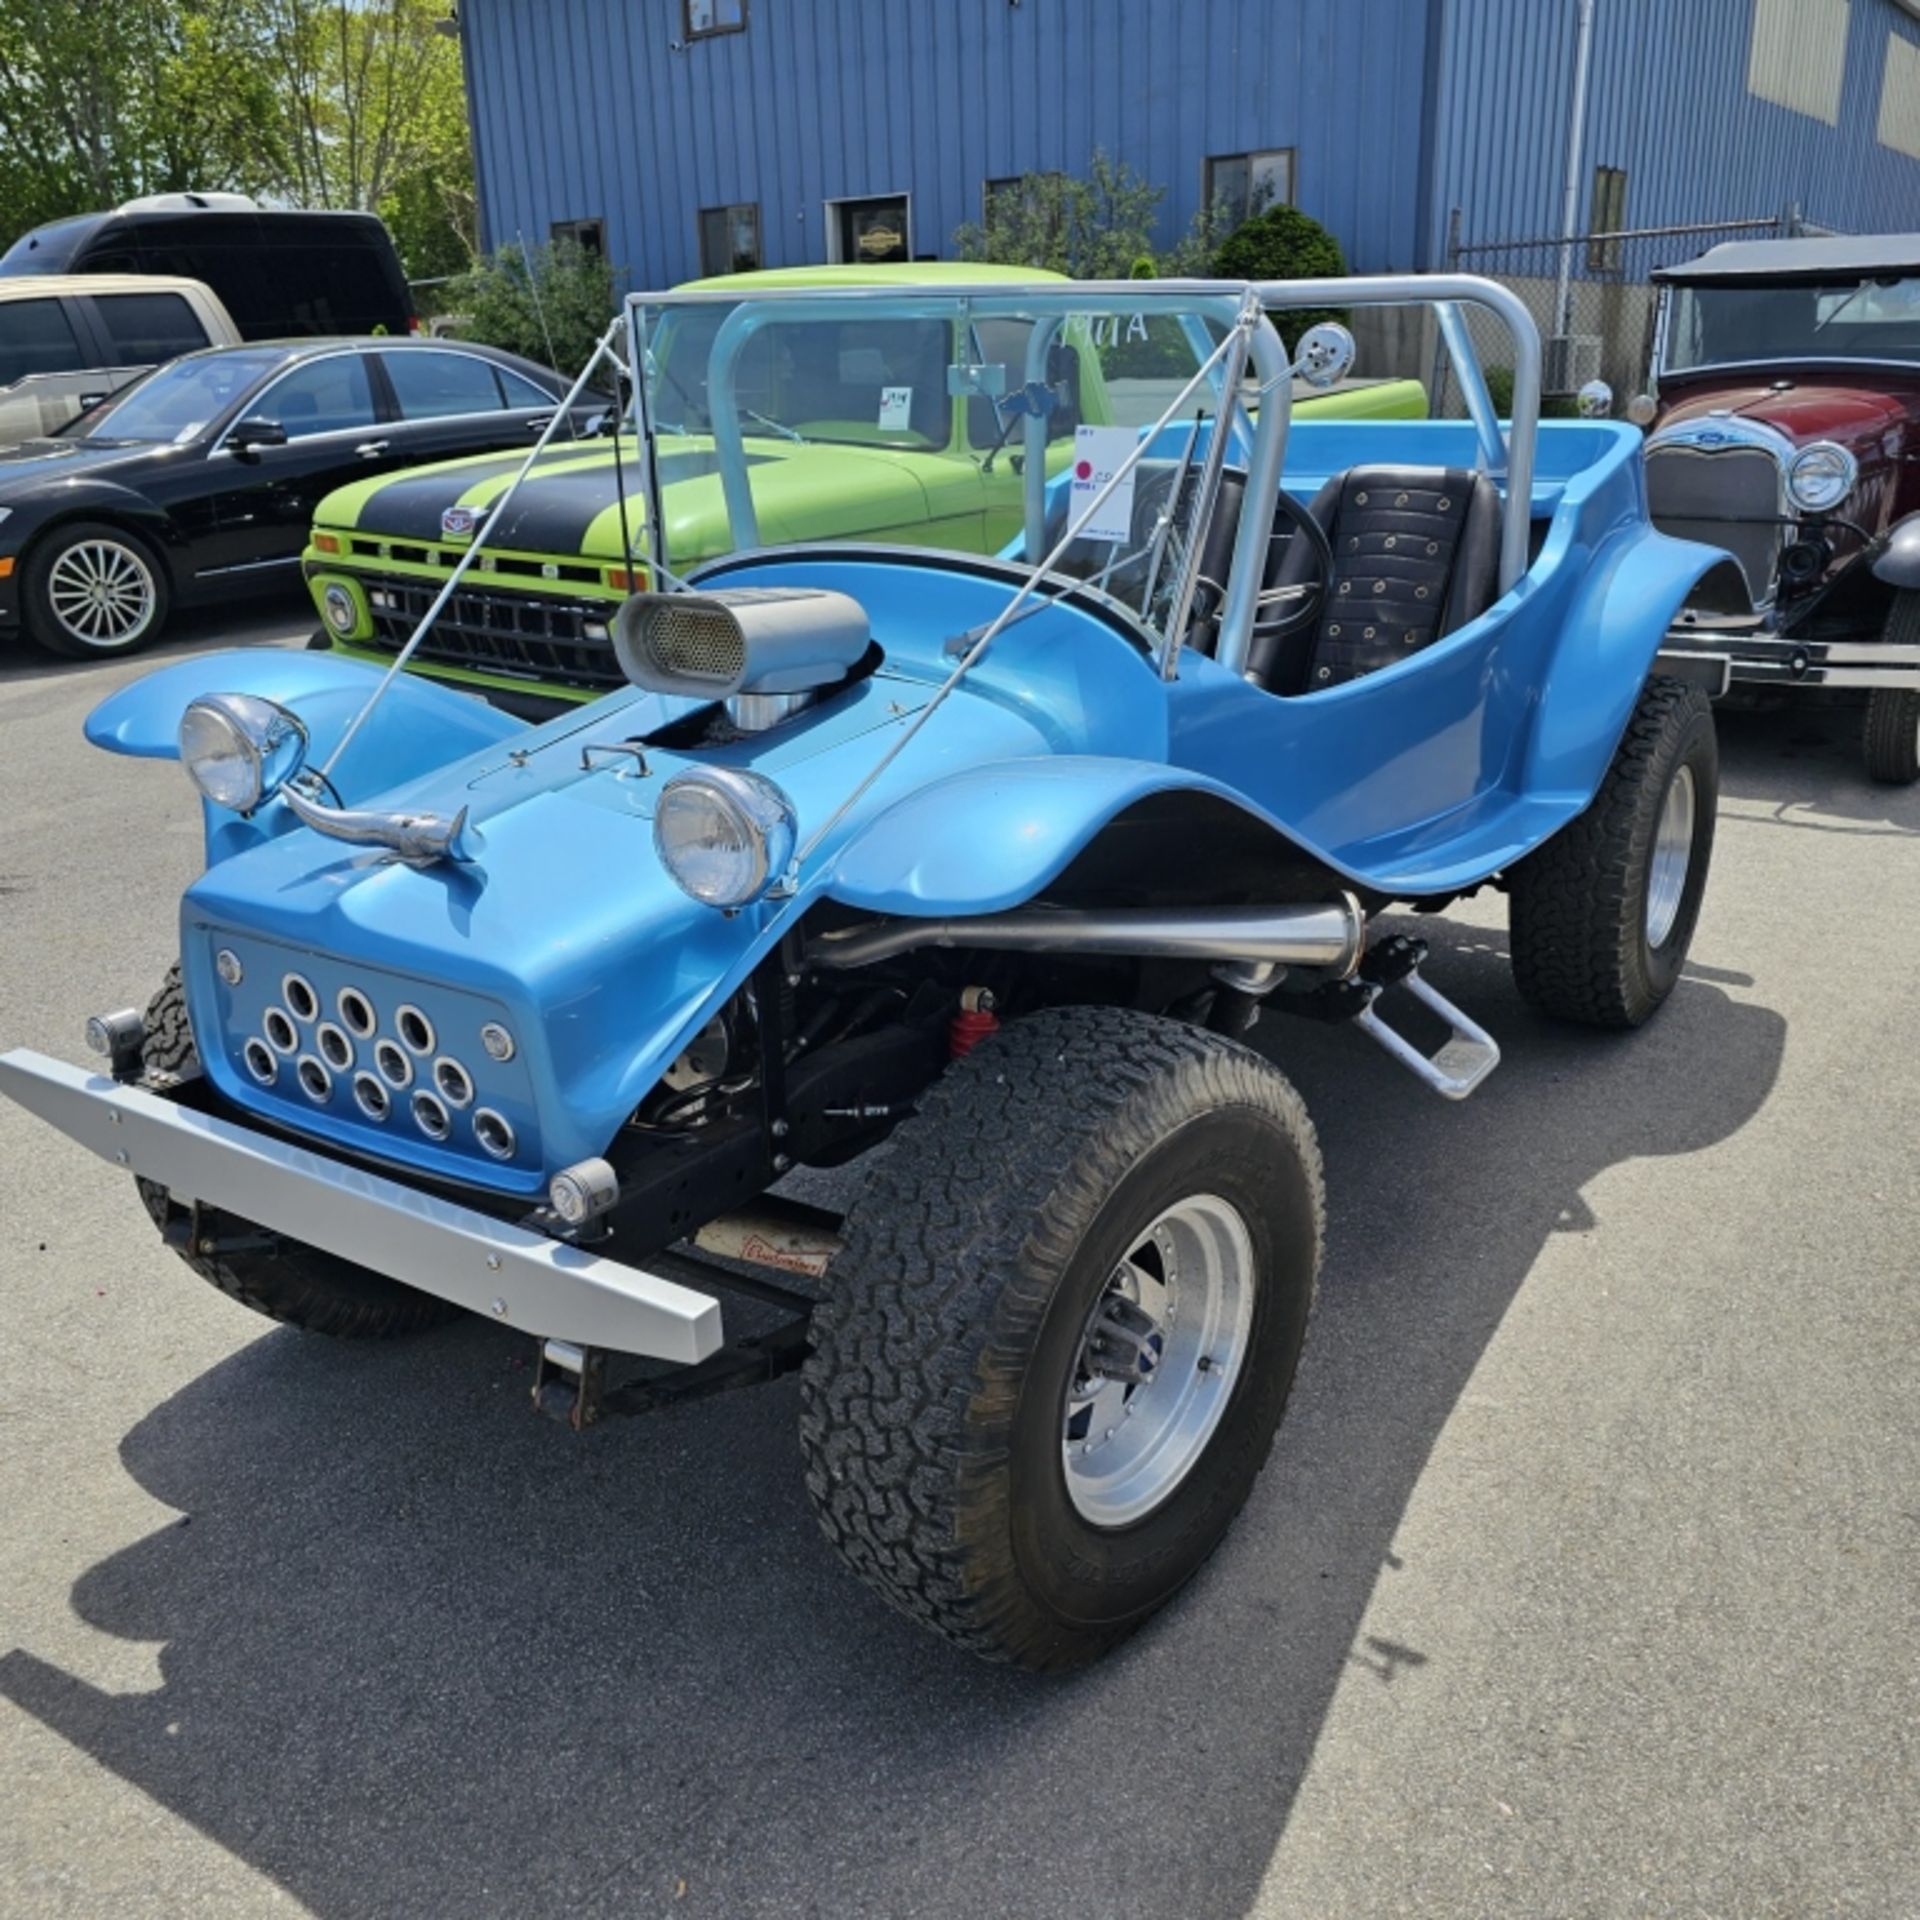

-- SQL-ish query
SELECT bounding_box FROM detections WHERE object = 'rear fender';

[1524,530,1746,798]
[84,648,527,863]
[824,756,1322,916]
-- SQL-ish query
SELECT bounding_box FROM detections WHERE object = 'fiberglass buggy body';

[0,275,1736,1669]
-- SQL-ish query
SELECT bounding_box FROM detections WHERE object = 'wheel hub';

[1061,1193,1255,1529]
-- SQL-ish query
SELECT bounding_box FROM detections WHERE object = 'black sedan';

[0,336,595,659]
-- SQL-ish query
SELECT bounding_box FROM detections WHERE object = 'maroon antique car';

[1633,235,1920,783]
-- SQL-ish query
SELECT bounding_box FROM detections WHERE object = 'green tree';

[1211,202,1349,351]
[442,238,615,380]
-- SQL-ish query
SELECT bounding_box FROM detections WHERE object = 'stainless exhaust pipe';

[811,895,1367,978]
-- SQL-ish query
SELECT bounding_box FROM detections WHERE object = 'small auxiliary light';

[84,1008,146,1080]
[549,1157,620,1227]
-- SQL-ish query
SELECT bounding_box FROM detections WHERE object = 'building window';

[827,194,912,265]
[684,0,745,39]
[550,218,605,256]
[1747,0,1848,126]
[1204,149,1294,226]
[698,202,762,276]
[1878,31,1920,161]
[1586,167,1628,270]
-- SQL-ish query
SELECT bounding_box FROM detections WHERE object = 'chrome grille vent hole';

[396,1004,436,1054]
[263,1007,299,1054]
[296,1055,333,1104]
[411,1089,451,1140]
[374,1039,413,1088]
[352,1072,391,1122]
[472,1107,517,1160]
[282,974,319,1022]
[243,1038,278,1085]
[433,1057,474,1108]
[337,987,376,1038]
[316,1022,354,1071]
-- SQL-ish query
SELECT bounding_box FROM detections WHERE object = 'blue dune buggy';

[1,276,1737,1669]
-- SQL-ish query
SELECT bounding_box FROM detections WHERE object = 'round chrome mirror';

[1576,379,1614,419]
[1292,322,1356,390]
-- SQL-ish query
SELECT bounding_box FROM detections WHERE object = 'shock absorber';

[949,986,1000,1058]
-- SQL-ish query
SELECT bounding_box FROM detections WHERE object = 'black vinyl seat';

[1251,465,1502,694]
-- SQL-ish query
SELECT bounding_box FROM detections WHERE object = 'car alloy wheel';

[1644,761,1696,949]
[46,537,160,650]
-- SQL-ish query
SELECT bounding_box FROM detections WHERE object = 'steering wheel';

[1251,481,1337,643]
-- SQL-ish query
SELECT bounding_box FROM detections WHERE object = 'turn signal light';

[606,566,646,591]
[312,532,341,554]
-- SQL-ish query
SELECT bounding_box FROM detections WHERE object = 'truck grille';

[1645,443,1783,610]
[360,572,625,690]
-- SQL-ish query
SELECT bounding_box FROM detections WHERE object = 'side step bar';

[1353,967,1502,1101]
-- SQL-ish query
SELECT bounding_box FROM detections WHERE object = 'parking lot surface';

[2,602,1916,1918]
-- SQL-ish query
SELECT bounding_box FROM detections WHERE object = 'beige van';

[0,273,240,445]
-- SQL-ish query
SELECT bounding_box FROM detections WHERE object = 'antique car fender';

[1870,512,1920,589]
[823,755,1318,916]
[84,648,527,861]
[1522,526,1746,799]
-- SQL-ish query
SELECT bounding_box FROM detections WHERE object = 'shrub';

[441,238,615,381]
[1212,203,1348,353]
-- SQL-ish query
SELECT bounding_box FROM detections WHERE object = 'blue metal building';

[456,0,1920,291]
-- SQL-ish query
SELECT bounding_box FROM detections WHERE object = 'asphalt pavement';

[1,595,1915,1919]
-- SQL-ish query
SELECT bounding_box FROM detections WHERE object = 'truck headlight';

[653,767,797,908]
[178,693,309,814]
[1786,442,1856,514]
[320,581,360,634]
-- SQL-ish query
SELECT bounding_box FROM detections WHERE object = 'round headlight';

[653,767,798,908]
[178,693,309,815]
[1787,441,1857,515]
[321,581,359,635]
[1625,393,1658,427]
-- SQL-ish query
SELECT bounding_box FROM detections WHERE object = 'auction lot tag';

[878,386,914,430]
[1070,425,1137,542]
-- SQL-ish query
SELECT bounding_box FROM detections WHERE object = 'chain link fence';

[1428,211,1834,416]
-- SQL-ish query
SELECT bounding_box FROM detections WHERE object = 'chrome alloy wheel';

[46,538,159,649]
[1644,762,1696,949]
[1062,1193,1255,1528]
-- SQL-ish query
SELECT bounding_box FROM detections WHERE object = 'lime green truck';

[304,263,1427,709]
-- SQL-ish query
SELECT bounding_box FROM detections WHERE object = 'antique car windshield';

[632,290,1241,654]
[1665,274,1920,373]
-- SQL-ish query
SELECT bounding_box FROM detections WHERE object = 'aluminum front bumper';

[0,1050,724,1363]
[1660,626,1920,693]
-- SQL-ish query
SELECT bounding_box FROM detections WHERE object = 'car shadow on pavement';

[0,596,311,693]
[1713,703,1920,836]
[0,939,1785,1920]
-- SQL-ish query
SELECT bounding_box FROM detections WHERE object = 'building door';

[832,195,911,265]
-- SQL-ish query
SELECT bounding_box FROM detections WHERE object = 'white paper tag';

[877,386,913,430]
[1069,425,1138,542]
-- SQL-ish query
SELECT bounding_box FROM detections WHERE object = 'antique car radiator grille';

[359,572,625,690]
[1645,444,1783,609]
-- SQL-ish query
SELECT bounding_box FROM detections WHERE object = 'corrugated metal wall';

[459,0,1437,288]
[1431,0,1920,255]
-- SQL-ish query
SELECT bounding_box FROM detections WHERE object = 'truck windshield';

[1666,274,1920,371]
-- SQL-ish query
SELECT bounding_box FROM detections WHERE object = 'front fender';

[1870,512,1920,589]
[1524,530,1745,799]
[825,755,1292,915]
[85,649,527,864]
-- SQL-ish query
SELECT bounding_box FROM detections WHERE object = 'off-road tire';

[799,1006,1323,1671]
[21,519,171,660]
[1862,689,1920,785]
[134,965,457,1338]
[1507,676,1717,1029]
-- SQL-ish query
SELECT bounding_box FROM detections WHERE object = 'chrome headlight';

[1786,442,1857,515]
[653,767,797,908]
[178,693,308,814]
[320,581,360,635]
